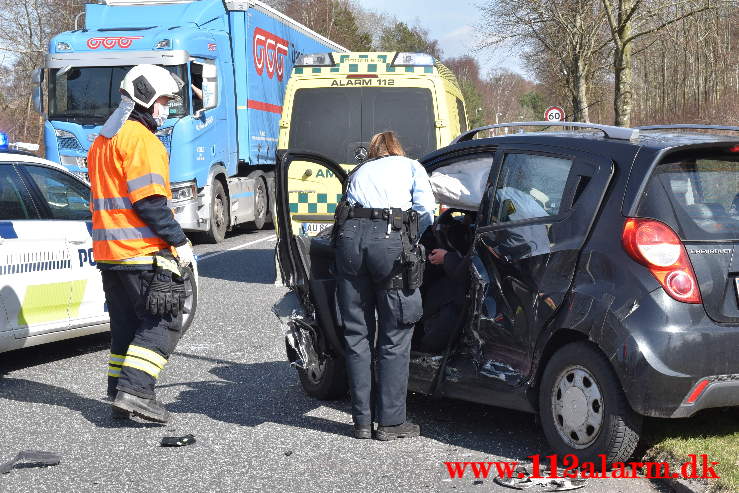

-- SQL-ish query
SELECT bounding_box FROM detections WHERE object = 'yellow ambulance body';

[277,52,468,236]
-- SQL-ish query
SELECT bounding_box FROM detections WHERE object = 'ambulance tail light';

[295,53,335,67]
[392,52,434,67]
[0,132,8,151]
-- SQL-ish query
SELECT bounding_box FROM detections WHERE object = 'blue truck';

[34,0,345,242]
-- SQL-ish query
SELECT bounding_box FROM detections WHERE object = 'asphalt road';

[0,230,671,493]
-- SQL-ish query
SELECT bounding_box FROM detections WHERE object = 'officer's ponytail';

[368,131,406,159]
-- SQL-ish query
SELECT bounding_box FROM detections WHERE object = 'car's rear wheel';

[539,341,642,464]
[180,265,197,336]
[298,353,348,400]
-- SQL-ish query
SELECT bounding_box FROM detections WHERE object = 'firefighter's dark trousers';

[335,218,423,427]
[102,269,181,400]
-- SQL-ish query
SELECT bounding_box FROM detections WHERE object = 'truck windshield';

[48,65,189,125]
[288,87,436,163]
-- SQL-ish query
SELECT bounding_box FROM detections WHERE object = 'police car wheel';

[539,341,642,465]
[297,354,348,400]
[180,265,198,336]
[206,180,228,244]
[246,177,268,230]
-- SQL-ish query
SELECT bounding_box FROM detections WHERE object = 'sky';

[354,0,524,76]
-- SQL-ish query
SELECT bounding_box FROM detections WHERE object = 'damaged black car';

[273,122,739,463]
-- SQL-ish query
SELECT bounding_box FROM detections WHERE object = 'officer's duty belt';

[349,206,408,220]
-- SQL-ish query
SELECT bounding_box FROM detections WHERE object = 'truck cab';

[35,0,345,242]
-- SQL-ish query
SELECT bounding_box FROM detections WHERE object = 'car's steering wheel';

[432,208,471,254]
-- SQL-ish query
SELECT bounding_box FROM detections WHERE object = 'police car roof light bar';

[0,132,9,151]
[453,121,639,143]
[637,124,739,133]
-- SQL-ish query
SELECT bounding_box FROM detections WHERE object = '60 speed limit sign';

[544,106,566,122]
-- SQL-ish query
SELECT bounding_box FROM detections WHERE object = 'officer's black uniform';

[333,153,433,436]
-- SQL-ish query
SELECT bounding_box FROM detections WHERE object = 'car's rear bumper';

[612,289,739,418]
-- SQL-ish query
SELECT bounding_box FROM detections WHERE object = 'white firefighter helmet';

[120,64,183,108]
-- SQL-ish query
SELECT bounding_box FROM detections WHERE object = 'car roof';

[0,151,72,171]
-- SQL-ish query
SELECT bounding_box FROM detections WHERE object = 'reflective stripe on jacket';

[87,120,172,261]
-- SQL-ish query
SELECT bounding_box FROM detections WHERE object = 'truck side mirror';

[32,68,44,85]
[200,63,218,112]
[32,68,44,114]
[32,86,44,114]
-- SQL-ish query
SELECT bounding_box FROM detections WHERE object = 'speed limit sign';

[544,106,566,122]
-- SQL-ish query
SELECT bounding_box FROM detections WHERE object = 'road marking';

[197,235,276,262]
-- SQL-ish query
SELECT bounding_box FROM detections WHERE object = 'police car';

[0,133,196,353]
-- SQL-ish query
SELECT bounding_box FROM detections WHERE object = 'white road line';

[196,234,276,262]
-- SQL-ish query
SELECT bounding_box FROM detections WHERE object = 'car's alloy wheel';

[550,365,604,449]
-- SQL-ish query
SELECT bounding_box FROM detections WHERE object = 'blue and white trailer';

[35,0,345,242]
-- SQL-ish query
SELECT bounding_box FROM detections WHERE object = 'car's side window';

[24,165,91,221]
[0,164,36,220]
[492,153,574,223]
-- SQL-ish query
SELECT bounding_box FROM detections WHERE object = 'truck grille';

[58,136,85,152]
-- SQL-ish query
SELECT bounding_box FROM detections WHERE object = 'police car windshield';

[48,65,189,125]
[288,87,437,163]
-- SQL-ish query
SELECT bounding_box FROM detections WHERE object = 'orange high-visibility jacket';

[87,120,172,261]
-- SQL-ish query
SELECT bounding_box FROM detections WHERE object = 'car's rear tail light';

[622,218,702,303]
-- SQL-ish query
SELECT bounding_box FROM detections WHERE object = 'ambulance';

[276,52,468,236]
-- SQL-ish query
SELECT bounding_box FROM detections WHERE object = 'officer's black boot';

[353,423,373,439]
[375,421,421,441]
[113,391,170,423]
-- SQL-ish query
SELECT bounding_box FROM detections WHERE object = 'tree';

[479,0,611,122]
[444,56,486,127]
[377,21,443,58]
[601,0,713,126]
[284,0,372,51]
[519,91,547,120]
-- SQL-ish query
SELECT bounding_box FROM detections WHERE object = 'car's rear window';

[637,150,739,240]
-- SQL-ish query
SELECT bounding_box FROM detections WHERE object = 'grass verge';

[643,408,738,492]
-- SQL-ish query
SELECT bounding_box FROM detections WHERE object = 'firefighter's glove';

[175,241,195,268]
[146,265,187,318]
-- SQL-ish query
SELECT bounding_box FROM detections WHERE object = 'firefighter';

[333,131,435,440]
[87,64,195,423]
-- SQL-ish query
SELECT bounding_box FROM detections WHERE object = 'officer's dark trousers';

[102,270,181,400]
[335,218,423,426]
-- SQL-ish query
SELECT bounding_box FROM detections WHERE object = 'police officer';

[334,131,435,440]
[87,65,195,423]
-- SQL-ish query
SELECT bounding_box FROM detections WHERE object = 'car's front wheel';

[298,354,348,400]
[539,341,642,465]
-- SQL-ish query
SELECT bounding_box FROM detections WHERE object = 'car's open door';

[275,150,348,289]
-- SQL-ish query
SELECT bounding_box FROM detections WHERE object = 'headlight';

[60,155,87,168]
[171,182,197,202]
[55,129,76,138]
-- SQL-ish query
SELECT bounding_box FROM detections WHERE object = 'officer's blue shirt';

[346,155,436,233]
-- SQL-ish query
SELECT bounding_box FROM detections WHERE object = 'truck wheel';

[539,341,642,465]
[298,354,348,400]
[247,177,268,230]
[206,179,228,243]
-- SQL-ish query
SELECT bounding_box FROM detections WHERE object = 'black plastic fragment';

[0,451,61,474]
[160,434,196,447]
